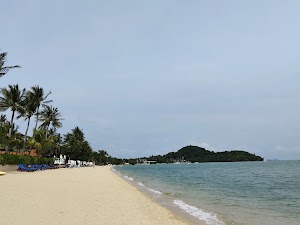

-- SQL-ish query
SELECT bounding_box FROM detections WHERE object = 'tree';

[27,128,61,157]
[39,105,62,138]
[0,114,10,147]
[30,86,52,132]
[30,128,51,157]
[98,150,108,165]
[61,127,93,161]
[0,51,21,78]
[17,90,39,151]
[0,84,26,151]
[0,115,23,153]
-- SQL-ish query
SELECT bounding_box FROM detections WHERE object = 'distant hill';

[127,145,263,164]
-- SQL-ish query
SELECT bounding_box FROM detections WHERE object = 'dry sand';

[0,166,196,225]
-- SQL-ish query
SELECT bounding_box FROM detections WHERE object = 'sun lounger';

[48,164,59,169]
[18,164,38,172]
[40,164,50,170]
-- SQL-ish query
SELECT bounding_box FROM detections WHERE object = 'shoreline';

[0,166,196,225]
[112,166,205,225]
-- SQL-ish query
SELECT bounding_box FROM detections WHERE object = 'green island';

[125,145,263,165]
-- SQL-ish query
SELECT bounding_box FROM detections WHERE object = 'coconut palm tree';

[29,128,61,157]
[0,118,21,153]
[0,114,9,147]
[30,86,52,132]
[0,84,26,151]
[98,150,109,165]
[48,129,62,157]
[61,127,92,161]
[17,90,39,151]
[39,105,62,138]
[0,51,21,78]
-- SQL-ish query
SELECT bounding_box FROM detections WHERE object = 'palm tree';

[17,90,39,151]
[39,105,62,138]
[30,86,52,132]
[0,113,22,152]
[0,84,26,151]
[0,51,21,78]
[98,150,108,165]
[0,114,9,147]
[30,128,61,157]
[61,127,92,161]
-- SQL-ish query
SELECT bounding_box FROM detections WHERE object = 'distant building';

[143,160,157,165]
[54,154,66,165]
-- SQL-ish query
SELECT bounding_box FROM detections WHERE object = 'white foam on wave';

[173,199,225,225]
[112,168,121,175]
[124,175,134,181]
[147,188,163,195]
[138,182,145,187]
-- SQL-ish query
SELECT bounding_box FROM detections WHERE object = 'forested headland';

[125,145,263,164]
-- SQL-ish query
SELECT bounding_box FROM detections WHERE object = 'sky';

[1,1,300,160]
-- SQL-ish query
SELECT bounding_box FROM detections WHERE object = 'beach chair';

[37,164,44,170]
[26,164,38,171]
[48,164,59,169]
[17,164,37,172]
[31,164,40,170]
[41,164,50,170]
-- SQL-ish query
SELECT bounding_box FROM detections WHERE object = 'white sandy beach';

[0,166,195,225]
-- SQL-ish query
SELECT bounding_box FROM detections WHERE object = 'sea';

[114,160,300,225]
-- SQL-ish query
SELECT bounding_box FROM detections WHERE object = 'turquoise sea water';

[114,161,300,225]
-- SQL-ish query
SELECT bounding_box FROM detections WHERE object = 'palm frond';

[0,51,21,77]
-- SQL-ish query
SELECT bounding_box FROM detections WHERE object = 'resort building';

[143,160,157,165]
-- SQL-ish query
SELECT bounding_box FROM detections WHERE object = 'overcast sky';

[1,1,300,159]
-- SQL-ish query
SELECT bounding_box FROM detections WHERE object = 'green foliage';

[38,105,62,137]
[30,128,59,157]
[92,150,124,165]
[0,51,21,78]
[0,75,104,163]
[0,81,122,165]
[0,153,54,165]
[93,150,108,165]
[30,85,52,131]
[0,84,26,143]
[132,145,263,164]
[0,116,9,145]
[61,127,93,161]
[107,156,123,165]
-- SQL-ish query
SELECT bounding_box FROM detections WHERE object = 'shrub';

[0,153,54,165]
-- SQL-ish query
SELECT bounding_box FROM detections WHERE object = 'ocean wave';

[112,168,121,175]
[173,199,225,225]
[138,182,145,187]
[147,188,163,195]
[124,175,134,181]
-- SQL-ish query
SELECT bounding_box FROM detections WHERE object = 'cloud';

[1,1,300,160]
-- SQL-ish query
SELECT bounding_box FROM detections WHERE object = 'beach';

[0,166,195,225]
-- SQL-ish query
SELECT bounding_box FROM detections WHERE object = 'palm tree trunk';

[8,110,15,138]
[22,117,31,153]
[34,105,40,133]
[45,124,49,139]
[6,110,15,152]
